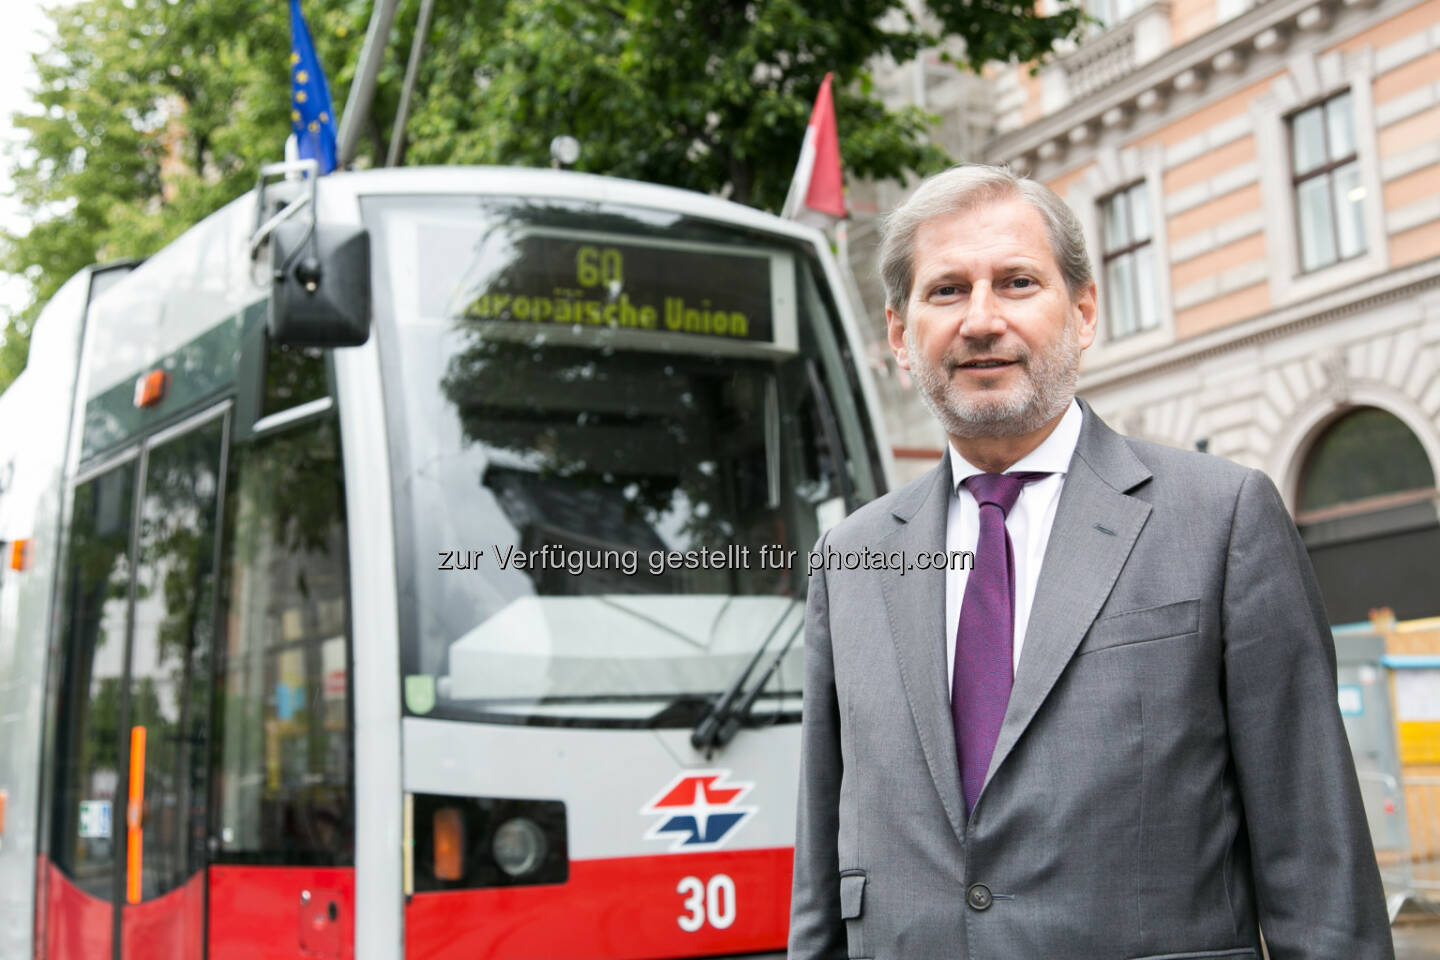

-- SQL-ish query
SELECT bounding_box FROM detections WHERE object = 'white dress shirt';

[945,399,1083,694]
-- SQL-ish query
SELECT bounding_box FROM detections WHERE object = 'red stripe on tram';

[405,846,793,960]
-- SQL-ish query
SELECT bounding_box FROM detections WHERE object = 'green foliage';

[0,0,1082,392]
[404,0,1065,208]
[0,0,368,388]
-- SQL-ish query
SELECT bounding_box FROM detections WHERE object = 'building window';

[1298,407,1434,516]
[1296,406,1439,623]
[1215,0,1250,23]
[1090,0,1140,27]
[1100,182,1158,340]
[1290,91,1366,273]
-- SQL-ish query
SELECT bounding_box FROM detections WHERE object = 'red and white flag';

[782,73,846,227]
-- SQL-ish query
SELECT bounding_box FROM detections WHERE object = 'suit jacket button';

[966,883,992,911]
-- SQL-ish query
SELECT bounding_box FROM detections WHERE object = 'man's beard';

[904,315,1081,440]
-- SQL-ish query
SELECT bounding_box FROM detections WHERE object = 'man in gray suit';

[788,164,1393,959]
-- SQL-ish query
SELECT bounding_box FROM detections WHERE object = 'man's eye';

[1009,277,1036,289]
[933,284,963,297]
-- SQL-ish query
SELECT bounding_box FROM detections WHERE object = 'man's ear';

[886,307,911,371]
[1074,279,1098,350]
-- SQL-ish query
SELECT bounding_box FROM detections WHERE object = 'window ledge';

[1280,246,1390,305]
[1086,322,1171,367]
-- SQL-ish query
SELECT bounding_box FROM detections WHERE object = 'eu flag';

[289,0,338,173]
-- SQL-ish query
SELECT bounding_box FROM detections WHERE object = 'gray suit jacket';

[789,399,1393,960]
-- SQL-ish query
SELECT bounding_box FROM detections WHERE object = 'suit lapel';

[878,457,970,844]
[982,402,1154,793]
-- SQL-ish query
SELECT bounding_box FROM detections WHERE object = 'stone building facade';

[854,0,1440,625]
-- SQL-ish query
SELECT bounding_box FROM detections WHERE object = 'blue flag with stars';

[289,0,337,173]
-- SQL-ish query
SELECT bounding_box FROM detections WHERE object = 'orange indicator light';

[433,807,464,881]
[133,370,169,409]
[8,539,28,571]
[126,726,146,904]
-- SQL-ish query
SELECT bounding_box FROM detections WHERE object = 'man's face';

[886,197,1098,439]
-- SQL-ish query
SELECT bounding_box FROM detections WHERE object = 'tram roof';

[329,165,830,243]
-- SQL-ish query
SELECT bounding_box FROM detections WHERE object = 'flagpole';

[386,0,436,167]
[780,144,810,221]
[336,0,402,169]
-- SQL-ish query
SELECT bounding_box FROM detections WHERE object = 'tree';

[0,0,371,389]
[404,0,1081,208]
[0,0,1083,392]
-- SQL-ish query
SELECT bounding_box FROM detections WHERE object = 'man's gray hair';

[879,164,1093,317]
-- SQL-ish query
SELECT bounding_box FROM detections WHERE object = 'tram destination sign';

[458,233,776,344]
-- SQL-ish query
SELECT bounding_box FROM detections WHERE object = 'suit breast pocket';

[1077,598,1201,657]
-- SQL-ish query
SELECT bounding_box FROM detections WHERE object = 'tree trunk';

[368,115,388,168]
[729,156,754,207]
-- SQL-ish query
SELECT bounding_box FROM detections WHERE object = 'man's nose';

[959,281,1007,338]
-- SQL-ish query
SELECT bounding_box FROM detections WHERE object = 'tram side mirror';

[269,218,371,347]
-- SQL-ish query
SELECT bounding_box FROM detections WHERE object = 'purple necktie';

[954,471,1051,817]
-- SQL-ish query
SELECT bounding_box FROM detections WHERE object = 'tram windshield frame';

[364,192,883,727]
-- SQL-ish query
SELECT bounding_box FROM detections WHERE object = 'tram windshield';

[364,193,881,725]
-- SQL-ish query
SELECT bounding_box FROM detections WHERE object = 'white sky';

[0,0,60,324]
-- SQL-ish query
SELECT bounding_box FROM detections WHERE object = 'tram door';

[45,410,226,960]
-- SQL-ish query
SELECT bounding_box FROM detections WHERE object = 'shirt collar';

[948,397,1084,492]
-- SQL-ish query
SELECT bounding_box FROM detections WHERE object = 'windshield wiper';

[690,602,803,755]
[806,358,860,514]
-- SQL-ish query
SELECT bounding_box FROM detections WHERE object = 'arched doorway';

[1296,406,1440,623]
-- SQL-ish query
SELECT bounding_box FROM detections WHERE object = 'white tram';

[0,164,893,960]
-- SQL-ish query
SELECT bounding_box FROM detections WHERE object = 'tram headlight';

[412,794,567,891]
[492,816,547,878]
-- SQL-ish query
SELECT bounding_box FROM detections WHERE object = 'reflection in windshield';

[365,195,876,724]
[443,341,792,587]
